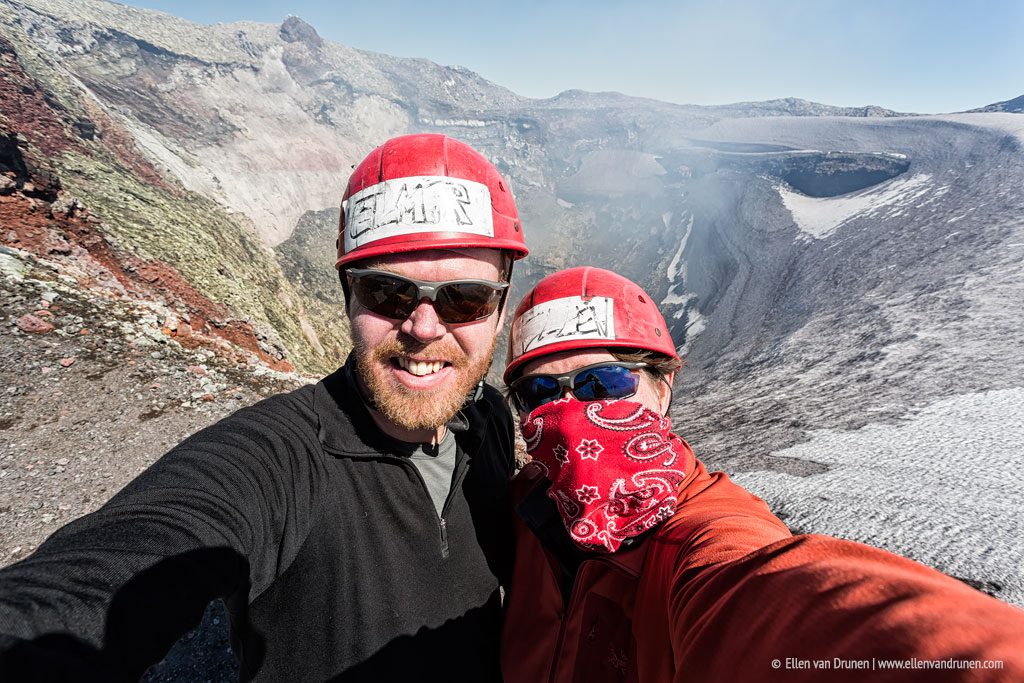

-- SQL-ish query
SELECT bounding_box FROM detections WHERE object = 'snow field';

[733,387,1024,605]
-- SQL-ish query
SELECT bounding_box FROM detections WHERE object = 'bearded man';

[0,134,527,682]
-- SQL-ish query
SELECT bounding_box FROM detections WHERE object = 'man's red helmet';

[504,267,679,383]
[336,134,528,269]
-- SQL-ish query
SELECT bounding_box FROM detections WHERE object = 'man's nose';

[400,299,446,342]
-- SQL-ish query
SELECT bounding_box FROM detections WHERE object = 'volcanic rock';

[15,314,54,334]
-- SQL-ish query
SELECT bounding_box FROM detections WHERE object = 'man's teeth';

[397,358,445,377]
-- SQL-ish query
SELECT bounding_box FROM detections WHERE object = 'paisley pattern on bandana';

[522,416,545,450]
[520,397,694,553]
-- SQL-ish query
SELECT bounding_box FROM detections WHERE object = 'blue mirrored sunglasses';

[509,361,648,413]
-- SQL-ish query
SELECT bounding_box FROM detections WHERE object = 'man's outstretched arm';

[0,392,316,681]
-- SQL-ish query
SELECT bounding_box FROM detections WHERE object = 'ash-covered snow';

[732,387,1024,605]
[925,113,1024,144]
[778,173,934,239]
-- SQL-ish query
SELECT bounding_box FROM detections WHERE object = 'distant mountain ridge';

[704,96,909,118]
[969,93,1024,113]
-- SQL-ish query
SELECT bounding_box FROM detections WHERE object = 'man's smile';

[392,356,452,377]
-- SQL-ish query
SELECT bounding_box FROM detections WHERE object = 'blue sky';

[120,0,1023,113]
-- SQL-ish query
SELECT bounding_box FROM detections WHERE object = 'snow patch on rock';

[661,287,691,308]
[418,118,491,127]
[779,173,933,240]
[666,214,693,282]
[683,306,705,339]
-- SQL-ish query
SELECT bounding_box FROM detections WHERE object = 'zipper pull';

[439,517,450,559]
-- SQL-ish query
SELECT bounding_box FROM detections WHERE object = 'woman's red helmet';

[504,266,679,383]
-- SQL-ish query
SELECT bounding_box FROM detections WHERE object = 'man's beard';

[353,334,497,432]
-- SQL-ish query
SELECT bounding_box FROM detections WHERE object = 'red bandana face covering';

[520,396,694,553]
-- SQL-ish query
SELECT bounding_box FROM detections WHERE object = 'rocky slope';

[0,242,299,681]
[0,7,352,375]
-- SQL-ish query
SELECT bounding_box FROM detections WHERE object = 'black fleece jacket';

[0,359,516,681]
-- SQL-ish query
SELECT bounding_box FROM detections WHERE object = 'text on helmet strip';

[511,296,616,355]
[344,176,494,249]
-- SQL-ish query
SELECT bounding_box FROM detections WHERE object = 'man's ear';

[339,269,352,316]
[494,297,508,333]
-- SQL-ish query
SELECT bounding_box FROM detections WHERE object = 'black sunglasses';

[509,361,649,413]
[346,268,509,324]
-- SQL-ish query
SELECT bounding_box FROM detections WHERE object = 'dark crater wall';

[774,153,910,197]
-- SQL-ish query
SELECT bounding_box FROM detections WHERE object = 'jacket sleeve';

[663,527,1024,681]
[0,394,317,682]
[664,460,795,569]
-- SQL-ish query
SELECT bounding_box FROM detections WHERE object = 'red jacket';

[502,449,1024,682]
